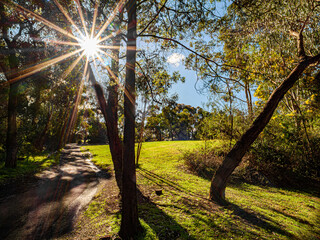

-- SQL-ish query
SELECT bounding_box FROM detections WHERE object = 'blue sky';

[167,62,209,108]
[164,1,230,109]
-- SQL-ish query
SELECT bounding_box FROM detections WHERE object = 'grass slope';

[80,141,319,240]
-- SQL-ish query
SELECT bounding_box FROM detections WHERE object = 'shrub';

[251,136,320,188]
[182,141,273,185]
[182,145,224,179]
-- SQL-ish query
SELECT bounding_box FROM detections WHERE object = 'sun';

[80,37,99,57]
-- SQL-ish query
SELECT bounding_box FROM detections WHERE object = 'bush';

[251,136,320,187]
[182,144,224,179]
[182,141,273,185]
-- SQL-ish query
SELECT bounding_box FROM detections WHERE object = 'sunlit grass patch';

[81,141,320,239]
[81,145,112,169]
[0,152,60,184]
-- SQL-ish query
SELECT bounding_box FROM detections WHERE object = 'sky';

[167,55,209,108]
[163,1,230,109]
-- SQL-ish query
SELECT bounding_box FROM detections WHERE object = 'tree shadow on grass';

[227,203,295,239]
[137,190,197,240]
[137,168,297,239]
[138,168,206,200]
[269,207,314,226]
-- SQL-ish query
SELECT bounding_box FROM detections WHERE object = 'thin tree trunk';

[210,58,318,205]
[136,96,147,166]
[64,76,84,145]
[245,81,253,120]
[57,107,71,150]
[4,41,20,168]
[119,0,141,238]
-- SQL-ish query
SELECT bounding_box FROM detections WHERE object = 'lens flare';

[80,37,99,57]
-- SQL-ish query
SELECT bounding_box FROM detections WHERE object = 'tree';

[0,0,49,167]
[209,0,320,204]
[119,0,142,238]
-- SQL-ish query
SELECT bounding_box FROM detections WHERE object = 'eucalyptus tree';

[0,0,54,166]
[207,0,320,204]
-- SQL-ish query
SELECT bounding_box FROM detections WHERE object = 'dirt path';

[0,144,109,240]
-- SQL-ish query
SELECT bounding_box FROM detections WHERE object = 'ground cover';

[74,141,319,240]
[0,152,60,184]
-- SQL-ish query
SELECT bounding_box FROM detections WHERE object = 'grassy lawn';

[81,141,320,240]
[0,152,60,184]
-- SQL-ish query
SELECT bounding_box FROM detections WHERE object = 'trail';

[0,143,109,240]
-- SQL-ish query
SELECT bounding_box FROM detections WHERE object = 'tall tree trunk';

[5,81,19,168]
[62,77,84,146]
[119,0,141,238]
[210,58,318,205]
[3,39,20,168]
[106,34,123,191]
[57,107,71,150]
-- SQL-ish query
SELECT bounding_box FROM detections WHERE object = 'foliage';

[145,102,208,141]
[251,114,320,187]
[197,107,249,142]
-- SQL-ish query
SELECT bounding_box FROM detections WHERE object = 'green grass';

[81,141,320,240]
[0,152,60,184]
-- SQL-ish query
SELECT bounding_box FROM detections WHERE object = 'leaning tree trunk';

[91,69,123,192]
[106,34,123,192]
[210,56,320,205]
[89,20,123,192]
[119,0,141,238]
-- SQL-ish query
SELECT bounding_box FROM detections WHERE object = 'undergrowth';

[0,152,60,184]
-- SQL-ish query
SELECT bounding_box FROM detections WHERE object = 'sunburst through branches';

[1,0,126,87]
[80,37,100,57]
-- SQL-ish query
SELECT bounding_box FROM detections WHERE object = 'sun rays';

[1,0,126,89]
[80,37,100,57]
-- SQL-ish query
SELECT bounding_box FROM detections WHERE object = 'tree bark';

[107,35,123,191]
[119,0,141,238]
[3,37,20,168]
[5,81,19,168]
[210,57,319,205]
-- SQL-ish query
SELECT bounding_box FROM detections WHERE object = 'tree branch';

[289,16,310,60]
[138,0,168,36]
[136,61,162,104]
[139,34,220,66]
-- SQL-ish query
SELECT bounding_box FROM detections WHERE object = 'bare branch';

[290,15,310,60]
[136,61,162,104]
[139,34,266,76]
[139,34,220,66]
[138,0,168,36]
